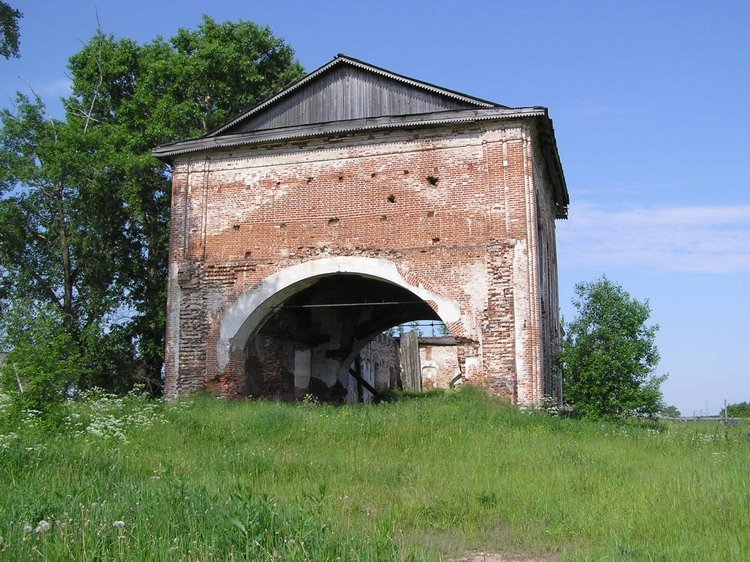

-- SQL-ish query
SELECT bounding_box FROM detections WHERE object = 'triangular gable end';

[210,55,504,137]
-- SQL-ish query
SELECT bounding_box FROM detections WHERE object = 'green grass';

[0,388,748,560]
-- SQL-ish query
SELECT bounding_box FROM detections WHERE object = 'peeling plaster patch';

[460,262,490,331]
[201,124,501,174]
[205,169,289,234]
[464,357,480,379]
[513,239,530,396]
[206,289,228,315]
[217,256,462,371]
[164,262,181,399]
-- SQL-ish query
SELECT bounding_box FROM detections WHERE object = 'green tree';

[722,402,750,417]
[66,19,303,392]
[0,94,136,393]
[437,322,451,336]
[0,17,304,395]
[0,299,81,415]
[660,405,681,417]
[0,1,21,59]
[561,277,665,419]
[407,321,423,337]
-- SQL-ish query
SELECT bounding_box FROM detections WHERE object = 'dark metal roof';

[153,107,547,158]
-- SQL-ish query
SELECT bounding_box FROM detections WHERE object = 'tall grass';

[0,388,748,560]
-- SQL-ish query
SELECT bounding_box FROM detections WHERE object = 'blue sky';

[2,1,748,415]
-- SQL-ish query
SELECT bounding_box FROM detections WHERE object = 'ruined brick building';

[153,55,569,406]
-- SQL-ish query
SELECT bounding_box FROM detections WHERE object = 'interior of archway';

[242,273,448,403]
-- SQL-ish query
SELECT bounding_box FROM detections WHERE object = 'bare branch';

[83,10,105,134]
[14,363,24,393]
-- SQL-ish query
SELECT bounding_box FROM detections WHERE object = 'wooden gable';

[210,55,501,136]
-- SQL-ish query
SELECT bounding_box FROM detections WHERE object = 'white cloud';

[557,203,750,273]
[37,77,73,99]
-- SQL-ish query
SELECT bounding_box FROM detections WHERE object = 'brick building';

[154,55,569,405]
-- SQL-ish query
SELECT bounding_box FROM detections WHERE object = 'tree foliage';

[722,402,750,418]
[0,1,21,59]
[561,277,665,419]
[0,16,304,397]
[660,405,681,418]
[0,94,136,392]
[0,300,81,415]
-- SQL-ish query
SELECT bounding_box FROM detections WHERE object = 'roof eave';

[153,107,547,161]
[535,114,569,219]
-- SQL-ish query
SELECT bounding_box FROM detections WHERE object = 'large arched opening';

[217,257,462,403]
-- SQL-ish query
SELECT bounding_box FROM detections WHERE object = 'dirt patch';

[451,552,560,562]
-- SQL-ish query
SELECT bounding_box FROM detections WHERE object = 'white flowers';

[63,387,166,443]
[112,520,126,528]
[0,431,18,450]
[35,520,51,533]
[23,524,32,533]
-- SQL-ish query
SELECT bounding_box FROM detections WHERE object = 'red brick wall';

[165,119,561,405]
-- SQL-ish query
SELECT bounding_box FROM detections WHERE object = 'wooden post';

[399,331,421,391]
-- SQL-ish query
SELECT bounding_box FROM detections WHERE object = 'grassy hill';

[0,387,748,560]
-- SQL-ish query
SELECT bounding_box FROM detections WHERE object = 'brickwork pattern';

[165,120,562,405]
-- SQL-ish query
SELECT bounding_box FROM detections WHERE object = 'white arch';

[217,256,461,371]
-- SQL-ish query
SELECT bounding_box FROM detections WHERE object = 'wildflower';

[23,524,32,533]
[35,520,51,533]
[112,521,126,528]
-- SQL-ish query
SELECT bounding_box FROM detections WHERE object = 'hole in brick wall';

[427,175,439,186]
[380,215,388,221]
[371,172,377,178]
[244,251,252,259]
[403,170,410,175]
[431,237,440,244]
[233,224,240,230]
[279,223,287,230]
[387,194,396,203]
[307,177,314,183]
[328,217,340,225]
[276,181,281,186]
[427,210,435,218]
[338,175,344,181]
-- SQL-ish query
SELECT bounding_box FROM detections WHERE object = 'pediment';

[210,55,502,137]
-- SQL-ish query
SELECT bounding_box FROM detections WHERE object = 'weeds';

[0,387,747,560]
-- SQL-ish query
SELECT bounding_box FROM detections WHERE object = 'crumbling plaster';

[164,118,563,405]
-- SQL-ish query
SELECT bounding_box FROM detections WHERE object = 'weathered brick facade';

[155,55,568,406]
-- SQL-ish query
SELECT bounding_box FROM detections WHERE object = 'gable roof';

[208,54,504,137]
[153,54,569,218]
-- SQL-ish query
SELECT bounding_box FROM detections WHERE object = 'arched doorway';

[217,257,461,402]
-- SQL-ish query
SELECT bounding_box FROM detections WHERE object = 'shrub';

[0,303,83,417]
[561,277,665,419]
